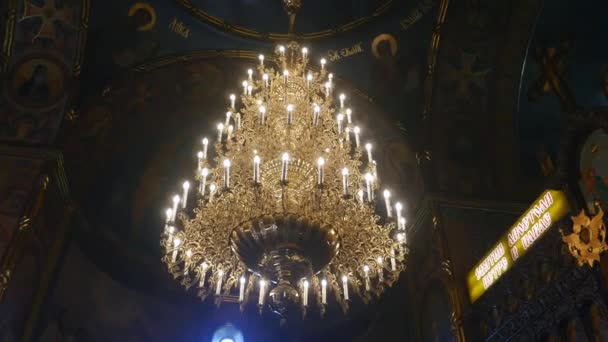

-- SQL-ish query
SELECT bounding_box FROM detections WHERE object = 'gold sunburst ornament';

[160,43,408,322]
[561,205,608,267]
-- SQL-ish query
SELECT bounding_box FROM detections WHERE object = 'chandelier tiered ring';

[161,42,409,322]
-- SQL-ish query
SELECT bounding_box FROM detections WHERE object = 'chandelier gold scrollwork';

[161,42,409,322]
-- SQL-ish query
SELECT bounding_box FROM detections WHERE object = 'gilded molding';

[174,0,393,41]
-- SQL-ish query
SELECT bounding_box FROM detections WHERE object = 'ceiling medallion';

[161,43,408,322]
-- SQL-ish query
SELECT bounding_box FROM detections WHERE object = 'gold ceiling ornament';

[161,42,408,322]
[561,204,608,267]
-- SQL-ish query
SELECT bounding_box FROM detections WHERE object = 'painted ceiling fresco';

[518,0,608,177]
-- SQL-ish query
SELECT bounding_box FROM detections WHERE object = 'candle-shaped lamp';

[216,270,223,295]
[223,159,231,188]
[399,217,407,232]
[365,173,374,201]
[303,279,309,306]
[171,238,181,263]
[259,106,266,125]
[239,276,246,302]
[313,105,320,126]
[353,126,361,147]
[342,167,349,196]
[227,125,234,140]
[287,104,294,126]
[342,275,349,300]
[320,58,326,70]
[225,111,232,126]
[339,93,346,108]
[279,45,285,56]
[377,256,384,281]
[336,113,344,134]
[165,208,172,224]
[253,155,261,183]
[217,123,224,142]
[281,153,289,182]
[182,181,190,209]
[247,68,253,81]
[346,108,352,124]
[306,73,313,87]
[365,143,373,163]
[171,195,180,221]
[317,157,325,185]
[197,151,204,171]
[229,94,236,109]
[302,47,308,58]
[357,189,364,203]
[166,225,174,245]
[259,54,264,66]
[395,202,403,224]
[200,168,208,195]
[202,138,209,159]
[263,73,269,87]
[242,80,248,95]
[321,278,327,304]
[283,69,289,84]
[258,279,266,305]
[363,265,370,291]
[383,190,392,217]
[324,82,331,97]
[247,85,252,96]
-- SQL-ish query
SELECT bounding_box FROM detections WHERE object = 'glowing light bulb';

[202,137,209,158]
[259,54,264,66]
[171,195,180,221]
[383,189,392,217]
[320,58,326,70]
[345,126,356,148]
[229,94,236,109]
[317,157,325,185]
[365,143,373,163]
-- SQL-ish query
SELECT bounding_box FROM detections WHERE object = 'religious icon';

[6,55,68,109]
[579,129,608,213]
[18,64,50,101]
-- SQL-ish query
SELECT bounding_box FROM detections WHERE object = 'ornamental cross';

[21,0,74,41]
[445,52,489,98]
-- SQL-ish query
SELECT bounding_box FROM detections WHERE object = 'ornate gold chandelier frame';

[161,42,408,321]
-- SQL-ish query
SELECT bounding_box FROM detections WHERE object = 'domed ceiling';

[178,0,392,39]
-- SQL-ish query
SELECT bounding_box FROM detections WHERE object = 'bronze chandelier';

[161,42,408,321]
